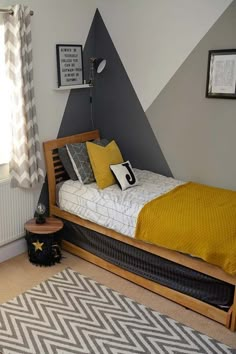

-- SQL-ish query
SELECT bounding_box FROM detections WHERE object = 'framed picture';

[206,49,236,99]
[56,44,84,87]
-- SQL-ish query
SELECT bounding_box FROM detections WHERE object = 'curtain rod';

[0,8,34,15]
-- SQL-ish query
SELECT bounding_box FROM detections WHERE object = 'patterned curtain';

[4,5,45,188]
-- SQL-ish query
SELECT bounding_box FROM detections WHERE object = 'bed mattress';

[58,169,184,237]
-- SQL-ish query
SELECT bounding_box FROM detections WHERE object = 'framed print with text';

[206,49,236,99]
[56,44,84,87]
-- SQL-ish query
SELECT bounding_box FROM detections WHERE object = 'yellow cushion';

[86,140,124,189]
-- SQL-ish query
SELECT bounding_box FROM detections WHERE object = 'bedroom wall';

[0,0,96,143]
[146,1,236,190]
[38,10,97,212]
[96,0,232,112]
[94,0,235,190]
[0,0,96,261]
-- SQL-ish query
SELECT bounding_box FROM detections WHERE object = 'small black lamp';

[35,203,46,224]
[89,57,106,85]
[93,58,106,73]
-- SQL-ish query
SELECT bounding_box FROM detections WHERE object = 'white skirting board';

[0,237,27,263]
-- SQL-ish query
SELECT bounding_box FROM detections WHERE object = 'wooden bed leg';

[230,286,236,331]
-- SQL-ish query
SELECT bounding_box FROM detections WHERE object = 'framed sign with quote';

[206,49,236,99]
[56,44,84,87]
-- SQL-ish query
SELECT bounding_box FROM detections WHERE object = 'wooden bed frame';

[43,129,236,331]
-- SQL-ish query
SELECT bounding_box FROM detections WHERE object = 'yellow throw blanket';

[135,182,236,275]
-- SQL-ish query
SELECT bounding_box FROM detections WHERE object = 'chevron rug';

[0,268,234,354]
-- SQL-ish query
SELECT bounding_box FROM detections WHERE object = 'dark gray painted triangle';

[38,9,172,212]
[93,10,172,176]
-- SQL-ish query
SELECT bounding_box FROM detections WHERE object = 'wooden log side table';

[25,217,64,266]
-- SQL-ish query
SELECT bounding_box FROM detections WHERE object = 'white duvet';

[58,169,185,237]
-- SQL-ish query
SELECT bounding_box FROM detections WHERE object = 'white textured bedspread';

[58,169,184,237]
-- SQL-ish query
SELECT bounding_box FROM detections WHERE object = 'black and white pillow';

[110,161,138,191]
[58,146,78,181]
[66,139,109,184]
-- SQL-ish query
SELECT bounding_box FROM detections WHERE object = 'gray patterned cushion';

[58,146,78,181]
[66,139,109,184]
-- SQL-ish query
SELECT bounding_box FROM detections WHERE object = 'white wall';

[32,0,96,144]
[0,0,96,144]
[96,0,232,111]
[0,238,27,263]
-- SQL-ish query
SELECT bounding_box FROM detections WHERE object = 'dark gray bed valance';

[60,220,234,310]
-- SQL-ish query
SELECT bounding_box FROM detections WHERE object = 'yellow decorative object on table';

[32,240,44,251]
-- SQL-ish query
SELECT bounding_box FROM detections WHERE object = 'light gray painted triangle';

[146,1,236,190]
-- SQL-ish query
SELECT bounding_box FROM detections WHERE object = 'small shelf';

[55,84,92,90]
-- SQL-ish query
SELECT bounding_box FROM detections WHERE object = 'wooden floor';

[0,251,235,348]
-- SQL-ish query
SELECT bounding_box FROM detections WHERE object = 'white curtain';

[4,4,44,188]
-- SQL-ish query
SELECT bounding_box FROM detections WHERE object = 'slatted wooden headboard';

[43,130,100,211]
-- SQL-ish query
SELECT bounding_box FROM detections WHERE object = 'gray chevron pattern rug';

[0,268,234,354]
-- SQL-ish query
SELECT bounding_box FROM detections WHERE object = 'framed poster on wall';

[206,49,236,99]
[56,44,84,87]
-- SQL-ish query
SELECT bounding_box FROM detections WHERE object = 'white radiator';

[0,179,35,246]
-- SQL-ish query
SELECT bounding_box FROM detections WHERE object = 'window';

[0,17,12,176]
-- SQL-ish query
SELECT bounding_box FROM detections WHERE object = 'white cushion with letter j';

[110,161,138,191]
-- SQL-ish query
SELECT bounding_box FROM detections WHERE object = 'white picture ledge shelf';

[55,84,91,90]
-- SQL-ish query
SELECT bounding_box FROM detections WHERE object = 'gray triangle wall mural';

[92,10,172,176]
[38,9,172,211]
